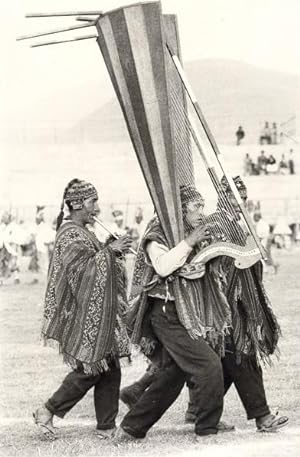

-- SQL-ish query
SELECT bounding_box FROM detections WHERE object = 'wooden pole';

[76,17,96,22]
[30,35,98,48]
[16,22,96,41]
[26,11,103,18]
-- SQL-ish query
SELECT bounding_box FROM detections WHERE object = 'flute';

[93,216,137,256]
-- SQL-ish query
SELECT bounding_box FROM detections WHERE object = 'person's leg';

[120,363,158,409]
[121,358,186,438]
[94,360,121,432]
[45,368,100,418]
[185,355,233,424]
[149,300,224,436]
[33,366,100,439]
[222,347,271,419]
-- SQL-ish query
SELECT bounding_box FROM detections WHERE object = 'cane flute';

[93,216,137,256]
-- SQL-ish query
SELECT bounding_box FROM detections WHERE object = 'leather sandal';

[256,413,289,432]
[33,407,57,441]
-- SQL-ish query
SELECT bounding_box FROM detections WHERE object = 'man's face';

[185,200,205,228]
[82,196,100,224]
[227,193,247,214]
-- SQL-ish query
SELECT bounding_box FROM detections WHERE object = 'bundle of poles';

[16,11,102,47]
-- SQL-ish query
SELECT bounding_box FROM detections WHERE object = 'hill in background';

[70,59,299,145]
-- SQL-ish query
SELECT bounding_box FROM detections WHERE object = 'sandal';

[256,413,289,432]
[33,407,57,441]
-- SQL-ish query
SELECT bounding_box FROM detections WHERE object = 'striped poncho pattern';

[127,217,231,356]
[42,221,130,374]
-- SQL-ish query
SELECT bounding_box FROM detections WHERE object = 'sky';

[1,0,299,123]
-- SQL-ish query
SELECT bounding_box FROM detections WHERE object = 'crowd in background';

[243,149,295,176]
[1,199,299,286]
[236,121,295,147]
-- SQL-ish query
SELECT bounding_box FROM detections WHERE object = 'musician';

[33,179,132,440]
[113,185,234,443]
[185,176,289,432]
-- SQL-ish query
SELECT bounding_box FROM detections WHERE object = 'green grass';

[0,248,299,457]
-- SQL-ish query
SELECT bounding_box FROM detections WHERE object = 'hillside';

[69,59,299,145]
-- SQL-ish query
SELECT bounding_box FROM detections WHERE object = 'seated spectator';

[236,125,245,145]
[257,150,268,174]
[278,154,289,174]
[259,121,272,145]
[266,154,277,174]
[288,149,295,174]
[271,122,278,145]
[243,153,253,176]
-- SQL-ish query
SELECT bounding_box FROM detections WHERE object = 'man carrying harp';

[93,0,288,441]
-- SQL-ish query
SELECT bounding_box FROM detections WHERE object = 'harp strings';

[169,79,245,245]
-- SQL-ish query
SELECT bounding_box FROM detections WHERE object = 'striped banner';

[96,1,186,246]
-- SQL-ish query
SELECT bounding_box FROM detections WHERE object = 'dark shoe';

[120,385,144,409]
[112,426,142,445]
[256,413,289,432]
[217,421,235,432]
[33,406,57,441]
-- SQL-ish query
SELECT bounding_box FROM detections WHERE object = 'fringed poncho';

[127,217,231,357]
[42,221,130,374]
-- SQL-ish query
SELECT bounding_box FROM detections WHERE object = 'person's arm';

[146,225,211,277]
[146,240,193,277]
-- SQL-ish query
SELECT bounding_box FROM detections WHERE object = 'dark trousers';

[222,347,270,420]
[187,343,270,420]
[46,360,121,430]
[121,299,224,437]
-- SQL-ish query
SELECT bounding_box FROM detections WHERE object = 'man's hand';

[185,225,212,248]
[109,234,133,254]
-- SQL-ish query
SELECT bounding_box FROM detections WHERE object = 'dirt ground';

[0,248,299,457]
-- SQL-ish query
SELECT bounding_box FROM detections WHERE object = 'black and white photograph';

[0,1,299,456]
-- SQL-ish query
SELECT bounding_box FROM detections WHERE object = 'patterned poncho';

[206,211,281,363]
[42,221,130,374]
[127,217,231,357]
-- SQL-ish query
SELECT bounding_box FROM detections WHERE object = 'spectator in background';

[273,217,292,249]
[235,126,245,145]
[259,122,271,145]
[271,123,278,145]
[243,153,253,176]
[111,209,127,236]
[0,212,22,285]
[253,212,278,274]
[132,207,146,241]
[257,150,268,175]
[278,154,289,175]
[288,149,295,175]
[266,154,277,174]
[30,206,56,283]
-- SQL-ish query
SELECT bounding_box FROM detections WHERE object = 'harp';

[20,1,265,268]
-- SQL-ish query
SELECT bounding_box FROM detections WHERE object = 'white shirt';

[256,219,270,239]
[146,240,193,277]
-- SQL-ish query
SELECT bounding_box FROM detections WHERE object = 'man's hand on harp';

[185,224,213,248]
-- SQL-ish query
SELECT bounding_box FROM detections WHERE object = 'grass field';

[0,248,299,457]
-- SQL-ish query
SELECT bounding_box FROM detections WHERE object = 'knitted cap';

[180,185,205,206]
[221,175,247,198]
[65,180,98,210]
